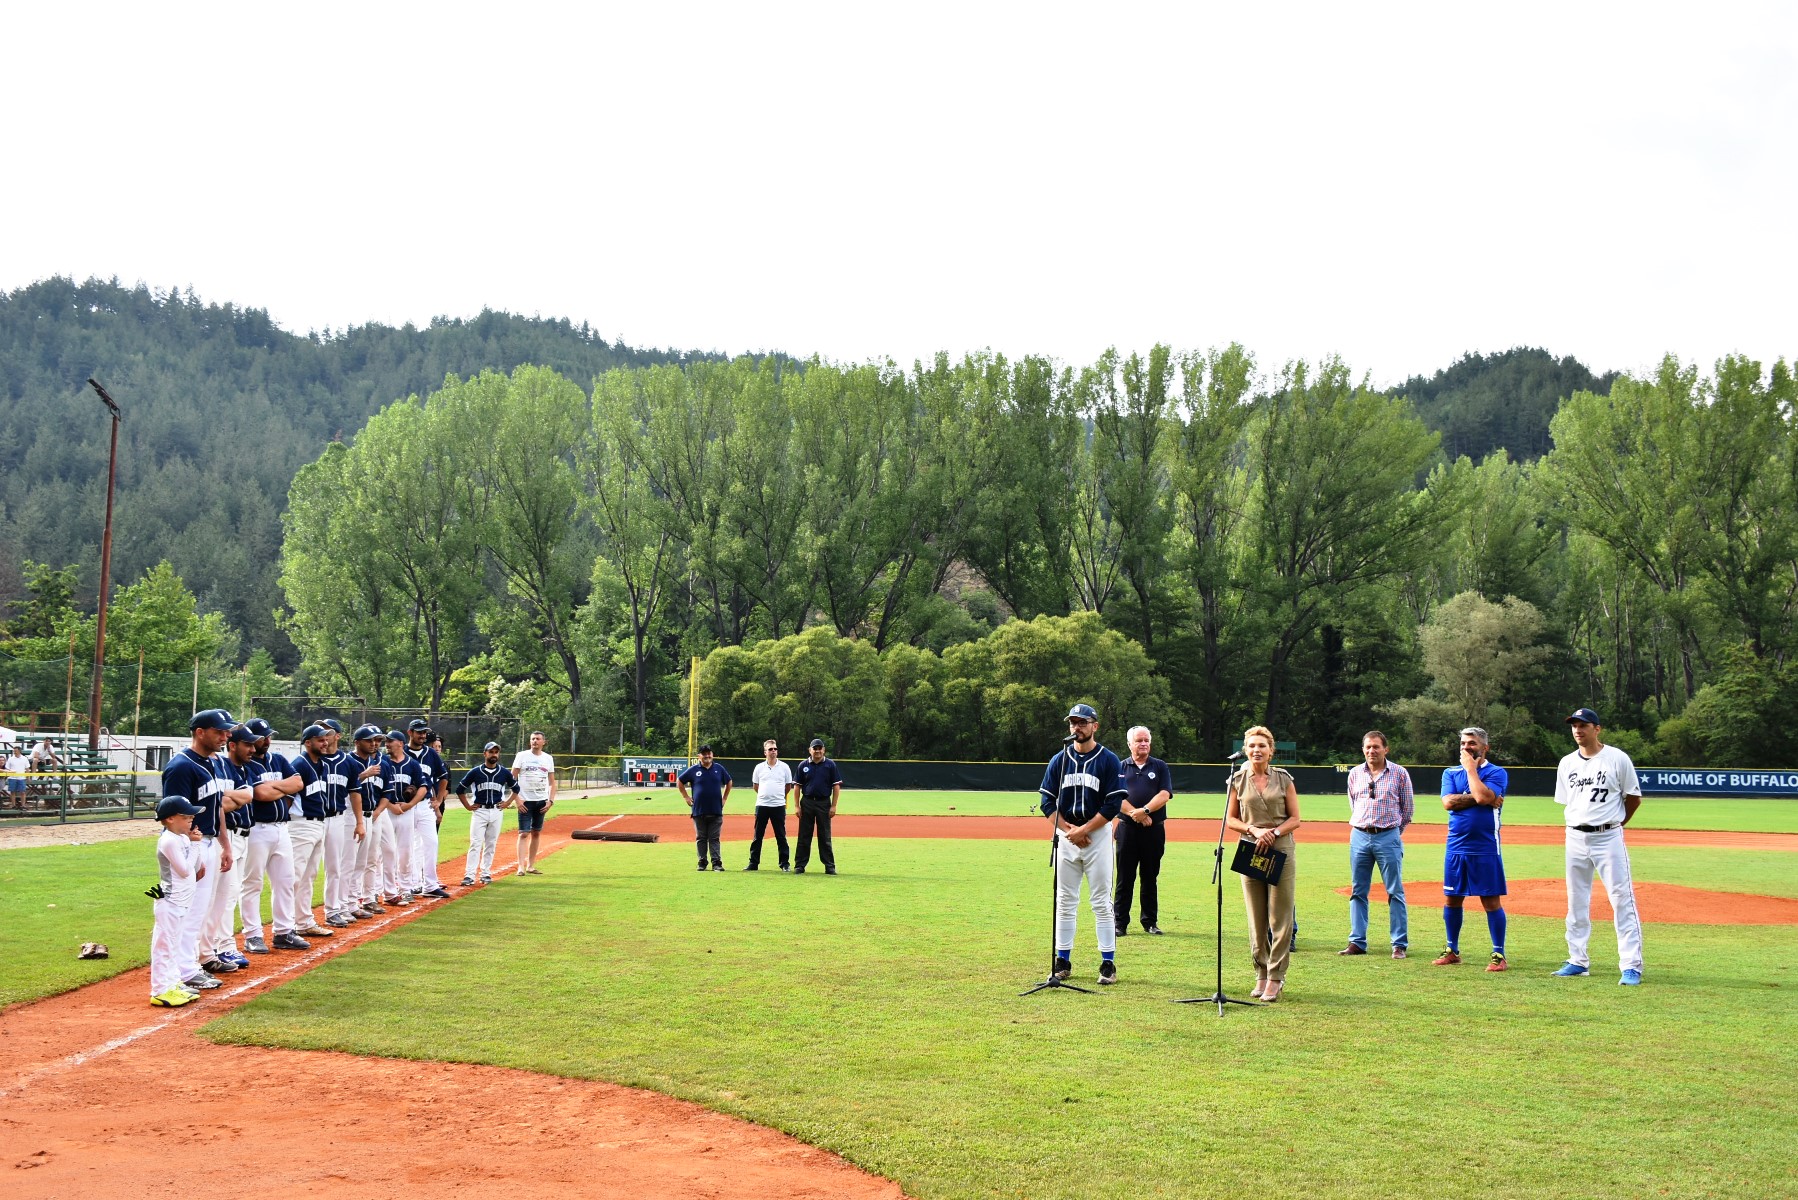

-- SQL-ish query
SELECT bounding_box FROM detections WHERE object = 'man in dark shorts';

[677,744,732,871]
[1435,727,1510,972]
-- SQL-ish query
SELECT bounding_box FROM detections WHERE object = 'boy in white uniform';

[150,798,204,1007]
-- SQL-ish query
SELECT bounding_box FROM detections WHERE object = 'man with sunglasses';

[1039,703,1126,985]
[744,738,793,872]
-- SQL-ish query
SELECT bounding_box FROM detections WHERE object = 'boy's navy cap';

[157,797,202,820]
[352,723,383,741]
[1565,707,1603,725]
[189,708,235,732]
[243,717,275,740]
[483,741,502,751]
[1066,703,1098,721]
[228,724,260,745]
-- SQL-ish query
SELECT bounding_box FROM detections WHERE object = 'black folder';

[1230,838,1287,885]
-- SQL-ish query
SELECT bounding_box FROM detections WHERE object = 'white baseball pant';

[1054,822,1117,955]
[201,831,245,959]
[409,801,441,892]
[240,823,298,938]
[150,898,188,997]
[324,809,357,917]
[1564,827,1644,972]
[354,810,388,904]
[380,809,412,896]
[466,807,503,879]
[289,815,328,929]
[176,836,220,979]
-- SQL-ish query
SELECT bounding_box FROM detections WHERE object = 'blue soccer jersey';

[1443,761,1509,854]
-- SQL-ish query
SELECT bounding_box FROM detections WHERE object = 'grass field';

[198,834,1798,1199]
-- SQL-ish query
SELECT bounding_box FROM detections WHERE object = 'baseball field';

[3,790,1795,1199]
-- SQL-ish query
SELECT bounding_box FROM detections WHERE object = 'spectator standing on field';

[678,744,732,872]
[4,745,27,804]
[1338,730,1414,959]
[512,730,556,875]
[1113,725,1172,937]
[793,738,842,875]
[744,738,793,872]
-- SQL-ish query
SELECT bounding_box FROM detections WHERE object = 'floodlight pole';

[85,378,123,755]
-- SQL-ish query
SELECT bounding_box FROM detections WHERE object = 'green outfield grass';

[204,835,1798,1200]
[587,786,1798,832]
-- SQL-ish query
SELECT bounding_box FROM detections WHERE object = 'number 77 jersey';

[1554,745,1641,827]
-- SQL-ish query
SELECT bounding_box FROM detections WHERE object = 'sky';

[8,2,1795,388]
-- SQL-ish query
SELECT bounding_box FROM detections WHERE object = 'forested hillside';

[1393,348,1617,462]
[0,277,719,660]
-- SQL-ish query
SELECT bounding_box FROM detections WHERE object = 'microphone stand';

[1175,752,1258,1014]
[1022,736,1093,996]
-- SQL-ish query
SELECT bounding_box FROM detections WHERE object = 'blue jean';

[1348,827,1407,949]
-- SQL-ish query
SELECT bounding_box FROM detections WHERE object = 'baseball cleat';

[393,893,413,905]
[463,876,478,886]
[302,925,335,938]
[1487,953,1508,972]
[362,902,385,915]
[326,914,352,928]
[425,886,451,898]
[182,974,222,990]
[150,989,194,1007]
[1553,962,1590,977]
[179,985,203,999]
[200,958,237,974]
[224,950,251,967]
[1052,958,1072,981]
[480,875,493,883]
[244,936,270,954]
[1432,949,1460,966]
[271,932,311,951]
[1098,961,1118,985]
[1619,968,1642,986]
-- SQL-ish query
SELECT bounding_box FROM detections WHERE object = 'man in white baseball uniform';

[745,738,793,872]
[1039,703,1127,985]
[282,724,337,940]
[406,719,451,899]
[238,720,309,953]
[457,741,517,885]
[511,731,555,875]
[1552,707,1646,986]
[317,719,366,926]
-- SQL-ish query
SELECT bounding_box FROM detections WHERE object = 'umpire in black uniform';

[793,738,842,875]
[1114,724,1173,936]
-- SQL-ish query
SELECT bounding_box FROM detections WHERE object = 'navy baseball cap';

[228,724,260,745]
[697,743,714,754]
[320,717,345,734]
[243,717,275,740]
[189,708,235,732]
[352,723,383,741]
[483,740,502,751]
[300,723,330,742]
[1066,703,1098,722]
[1565,707,1603,725]
[407,718,429,732]
[809,738,825,749]
[156,797,202,820]
[385,729,406,743]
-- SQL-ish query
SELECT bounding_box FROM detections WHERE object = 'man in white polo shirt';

[1552,707,1646,986]
[511,730,556,876]
[744,738,793,872]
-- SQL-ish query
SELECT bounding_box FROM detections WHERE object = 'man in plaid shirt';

[1338,730,1415,959]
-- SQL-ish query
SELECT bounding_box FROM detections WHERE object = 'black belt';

[1572,822,1620,833]
[1355,824,1398,833]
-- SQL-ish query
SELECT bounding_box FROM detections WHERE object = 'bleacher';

[1,732,159,821]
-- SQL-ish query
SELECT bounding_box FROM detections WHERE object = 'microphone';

[1062,735,1078,746]
[1227,750,1245,762]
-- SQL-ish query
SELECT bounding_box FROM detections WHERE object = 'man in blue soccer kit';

[457,741,518,885]
[239,720,309,953]
[678,744,732,871]
[1039,703,1127,985]
[406,719,451,899]
[160,708,246,990]
[1435,727,1510,972]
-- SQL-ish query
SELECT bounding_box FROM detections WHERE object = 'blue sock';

[1443,906,1464,952]
[1102,950,1115,962]
[1487,908,1507,956]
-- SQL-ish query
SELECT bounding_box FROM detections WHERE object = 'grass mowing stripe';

[205,837,1798,1200]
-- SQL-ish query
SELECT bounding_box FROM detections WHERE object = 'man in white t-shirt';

[1551,707,1646,986]
[4,745,28,805]
[511,730,556,876]
[745,738,793,872]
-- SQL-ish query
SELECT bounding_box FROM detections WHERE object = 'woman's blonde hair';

[1241,725,1275,749]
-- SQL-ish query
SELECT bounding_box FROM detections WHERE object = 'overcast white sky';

[8,2,1795,387]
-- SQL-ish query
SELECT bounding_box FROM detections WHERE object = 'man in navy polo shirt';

[1113,725,1173,937]
[678,744,732,872]
[793,738,842,875]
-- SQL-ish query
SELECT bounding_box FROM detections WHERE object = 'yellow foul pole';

[687,656,700,763]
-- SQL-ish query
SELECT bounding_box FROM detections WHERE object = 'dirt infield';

[0,814,904,1200]
[599,812,1798,851]
[1332,879,1798,924]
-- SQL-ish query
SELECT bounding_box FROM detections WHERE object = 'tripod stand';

[1175,754,1258,1014]
[1022,739,1092,996]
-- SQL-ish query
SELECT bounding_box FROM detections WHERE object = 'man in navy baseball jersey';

[379,730,427,903]
[456,741,518,886]
[406,719,450,899]
[161,708,245,989]
[677,744,732,872]
[793,738,842,875]
[1553,707,1646,985]
[1435,727,1510,972]
[346,724,389,916]
[1039,703,1127,985]
[1113,725,1172,937]
[281,724,337,939]
[316,718,364,926]
[239,720,310,953]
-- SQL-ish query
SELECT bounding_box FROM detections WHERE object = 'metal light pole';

[85,378,122,755]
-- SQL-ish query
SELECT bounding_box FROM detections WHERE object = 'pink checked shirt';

[1346,761,1414,830]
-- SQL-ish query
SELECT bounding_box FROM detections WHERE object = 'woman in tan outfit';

[1225,725,1302,1001]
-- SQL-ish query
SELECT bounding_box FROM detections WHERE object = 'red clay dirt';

[1332,879,1798,924]
[0,814,904,1200]
[604,811,1798,851]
